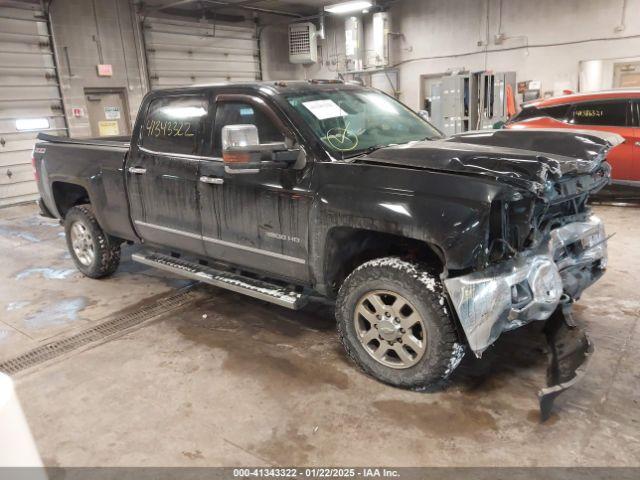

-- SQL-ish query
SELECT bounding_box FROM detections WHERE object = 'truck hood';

[359,129,622,195]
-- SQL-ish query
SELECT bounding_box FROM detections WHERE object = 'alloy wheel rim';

[353,290,427,369]
[70,221,95,266]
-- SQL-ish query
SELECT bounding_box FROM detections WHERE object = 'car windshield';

[284,89,443,158]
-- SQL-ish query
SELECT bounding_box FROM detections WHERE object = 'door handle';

[200,175,224,185]
[128,167,147,174]
[635,142,640,147]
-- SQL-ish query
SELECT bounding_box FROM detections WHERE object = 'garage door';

[0,1,66,207]
[143,16,261,89]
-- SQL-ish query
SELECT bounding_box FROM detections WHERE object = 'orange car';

[506,90,640,185]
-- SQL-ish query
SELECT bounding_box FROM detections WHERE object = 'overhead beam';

[199,0,305,18]
[139,0,305,18]
[142,0,198,13]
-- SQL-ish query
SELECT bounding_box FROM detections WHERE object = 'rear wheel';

[336,257,464,390]
[64,204,121,278]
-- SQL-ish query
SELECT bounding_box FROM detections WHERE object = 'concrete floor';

[1,202,639,467]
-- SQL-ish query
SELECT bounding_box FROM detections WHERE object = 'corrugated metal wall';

[142,16,261,89]
[0,4,263,207]
[0,1,66,207]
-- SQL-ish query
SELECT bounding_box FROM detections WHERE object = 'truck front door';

[197,94,311,283]
[126,93,209,255]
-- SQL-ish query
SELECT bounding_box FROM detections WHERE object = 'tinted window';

[510,104,570,123]
[140,95,208,155]
[510,106,541,122]
[540,104,571,120]
[213,102,284,156]
[570,101,627,126]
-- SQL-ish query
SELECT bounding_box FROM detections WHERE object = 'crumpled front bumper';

[444,215,607,356]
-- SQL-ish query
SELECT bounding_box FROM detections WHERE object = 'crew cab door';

[197,93,311,282]
[568,99,636,182]
[126,93,209,255]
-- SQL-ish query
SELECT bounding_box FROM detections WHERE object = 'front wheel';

[335,257,465,390]
[64,204,121,278]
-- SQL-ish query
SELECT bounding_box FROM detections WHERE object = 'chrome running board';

[132,252,308,310]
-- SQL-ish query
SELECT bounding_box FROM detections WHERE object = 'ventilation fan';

[288,22,318,64]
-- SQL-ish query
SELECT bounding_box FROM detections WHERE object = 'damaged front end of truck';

[441,129,620,420]
[444,214,604,420]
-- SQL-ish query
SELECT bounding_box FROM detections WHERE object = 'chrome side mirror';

[221,124,260,150]
[221,124,304,173]
[221,124,261,166]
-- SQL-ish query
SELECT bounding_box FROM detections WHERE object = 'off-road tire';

[336,257,464,390]
[64,204,121,278]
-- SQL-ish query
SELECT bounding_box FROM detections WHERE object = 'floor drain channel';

[0,287,200,375]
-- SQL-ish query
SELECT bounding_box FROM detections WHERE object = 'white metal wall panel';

[0,1,66,207]
[143,17,260,89]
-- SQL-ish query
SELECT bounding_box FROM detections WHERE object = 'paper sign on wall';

[528,80,541,90]
[302,99,348,120]
[98,120,119,136]
[97,64,113,77]
[104,106,121,120]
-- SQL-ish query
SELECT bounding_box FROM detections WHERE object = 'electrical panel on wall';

[477,72,516,129]
[425,72,516,135]
[438,75,473,136]
[288,22,318,64]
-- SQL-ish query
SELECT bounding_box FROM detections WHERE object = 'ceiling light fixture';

[324,1,373,14]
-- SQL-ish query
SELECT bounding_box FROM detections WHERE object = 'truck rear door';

[126,92,209,255]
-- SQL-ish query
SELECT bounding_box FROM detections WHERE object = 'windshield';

[284,89,443,158]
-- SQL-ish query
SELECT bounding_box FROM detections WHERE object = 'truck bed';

[34,132,134,242]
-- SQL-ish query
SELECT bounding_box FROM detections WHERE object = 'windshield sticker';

[303,99,348,120]
[325,126,359,152]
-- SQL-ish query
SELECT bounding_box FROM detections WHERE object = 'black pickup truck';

[34,81,619,418]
